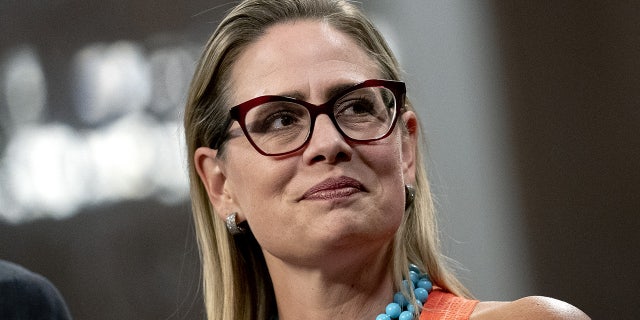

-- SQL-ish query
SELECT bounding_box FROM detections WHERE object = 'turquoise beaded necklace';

[375,264,433,320]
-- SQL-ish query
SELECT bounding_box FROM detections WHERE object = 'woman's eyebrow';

[276,82,357,102]
[326,82,356,100]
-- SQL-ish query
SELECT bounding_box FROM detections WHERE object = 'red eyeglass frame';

[211,79,406,156]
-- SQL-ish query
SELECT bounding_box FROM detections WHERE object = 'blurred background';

[0,1,637,319]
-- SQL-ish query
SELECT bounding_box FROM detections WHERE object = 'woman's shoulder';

[471,296,590,320]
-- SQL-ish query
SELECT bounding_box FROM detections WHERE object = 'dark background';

[493,2,639,318]
[1,1,638,319]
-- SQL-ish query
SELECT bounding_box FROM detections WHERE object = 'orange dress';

[419,289,479,320]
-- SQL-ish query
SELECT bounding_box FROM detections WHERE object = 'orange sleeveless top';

[419,289,479,320]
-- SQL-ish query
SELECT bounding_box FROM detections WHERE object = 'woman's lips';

[301,176,365,200]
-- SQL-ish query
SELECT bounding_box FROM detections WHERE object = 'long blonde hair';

[183,1,472,319]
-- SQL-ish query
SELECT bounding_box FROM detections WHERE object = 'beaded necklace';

[375,264,433,320]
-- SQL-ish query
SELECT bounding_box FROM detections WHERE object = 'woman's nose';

[302,114,352,164]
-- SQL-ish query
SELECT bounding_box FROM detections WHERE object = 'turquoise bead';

[376,314,391,320]
[407,300,422,314]
[385,303,402,318]
[414,287,429,303]
[394,292,408,307]
[399,311,414,320]
[417,278,432,291]
[409,271,420,286]
[402,279,414,291]
[409,264,421,274]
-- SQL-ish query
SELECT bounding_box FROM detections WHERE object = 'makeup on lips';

[301,176,365,201]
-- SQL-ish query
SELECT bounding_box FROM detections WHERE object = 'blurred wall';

[1,1,637,319]
[0,1,221,318]
[491,2,640,319]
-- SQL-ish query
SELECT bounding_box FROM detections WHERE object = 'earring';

[225,212,245,235]
[405,184,415,210]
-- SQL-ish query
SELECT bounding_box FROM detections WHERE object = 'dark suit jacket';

[0,260,72,320]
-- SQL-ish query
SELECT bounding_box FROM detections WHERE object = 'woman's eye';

[336,98,377,117]
[267,113,297,129]
[252,111,302,134]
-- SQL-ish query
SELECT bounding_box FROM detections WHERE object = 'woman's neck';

[264,242,395,320]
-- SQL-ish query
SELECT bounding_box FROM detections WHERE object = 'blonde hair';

[183,1,472,319]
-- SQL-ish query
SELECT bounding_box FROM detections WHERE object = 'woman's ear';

[194,147,238,221]
[401,111,418,184]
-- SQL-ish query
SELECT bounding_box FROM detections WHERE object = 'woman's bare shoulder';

[470,296,590,320]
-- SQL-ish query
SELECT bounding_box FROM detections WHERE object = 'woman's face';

[198,20,417,266]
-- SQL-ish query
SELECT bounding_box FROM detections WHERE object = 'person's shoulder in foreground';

[0,259,73,320]
[471,296,590,320]
[423,288,589,320]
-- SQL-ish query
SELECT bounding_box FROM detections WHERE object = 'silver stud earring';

[225,212,245,235]
[405,184,415,210]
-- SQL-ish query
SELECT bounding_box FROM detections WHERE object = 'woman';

[184,0,590,319]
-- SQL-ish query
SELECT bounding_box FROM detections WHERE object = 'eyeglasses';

[211,79,406,156]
